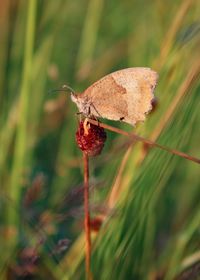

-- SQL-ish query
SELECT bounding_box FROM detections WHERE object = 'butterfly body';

[71,67,158,126]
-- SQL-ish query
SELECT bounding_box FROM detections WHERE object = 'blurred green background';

[0,0,200,279]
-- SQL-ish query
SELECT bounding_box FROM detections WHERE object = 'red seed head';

[76,120,107,156]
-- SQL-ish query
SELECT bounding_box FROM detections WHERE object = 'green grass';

[0,0,200,279]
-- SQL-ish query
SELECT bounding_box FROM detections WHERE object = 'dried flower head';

[76,119,107,156]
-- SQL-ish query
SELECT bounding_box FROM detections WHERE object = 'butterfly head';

[71,93,91,116]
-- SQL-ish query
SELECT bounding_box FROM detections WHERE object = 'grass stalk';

[155,0,194,69]
[9,0,37,224]
[76,0,104,77]
[87,119,200,165]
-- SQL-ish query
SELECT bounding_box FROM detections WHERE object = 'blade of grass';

[76,0,104,78]
[155,0,195,69]
[164,209,200,280]
[8,0,37,235]
[0,1,10,103]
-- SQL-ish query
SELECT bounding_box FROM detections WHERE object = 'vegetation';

[0,0,200,279]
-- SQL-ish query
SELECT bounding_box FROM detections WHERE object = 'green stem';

[9,0,37,226]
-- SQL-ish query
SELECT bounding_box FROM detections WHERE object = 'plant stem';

[83,152,92,280]
[87,118,200,165]
[8,0,37,238]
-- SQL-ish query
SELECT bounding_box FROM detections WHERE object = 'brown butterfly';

[71,67,158,126]
[52,68,199,164]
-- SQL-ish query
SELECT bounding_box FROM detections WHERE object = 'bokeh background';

[0,0,200,279]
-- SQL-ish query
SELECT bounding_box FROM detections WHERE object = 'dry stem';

[83,152,92,280]
[87,118,200,165]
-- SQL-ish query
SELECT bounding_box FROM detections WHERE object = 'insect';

[70,67,158,126]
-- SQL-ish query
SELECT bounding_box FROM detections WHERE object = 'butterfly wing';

[80,67,158,125]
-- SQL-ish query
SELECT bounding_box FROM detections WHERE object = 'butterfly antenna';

[49,85,76,96]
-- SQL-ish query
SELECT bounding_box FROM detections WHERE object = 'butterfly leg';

[76,111,84,122]
[88,105,102,126]
[93,115,100,126]
[90,103,102,118]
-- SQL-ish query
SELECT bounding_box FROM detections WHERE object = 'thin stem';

[8,0,37,239]
[87,119,200,165]
[83,152,92,280]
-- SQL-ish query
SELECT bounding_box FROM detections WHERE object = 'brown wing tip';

[143,69,159,118]
[149,69,159,90]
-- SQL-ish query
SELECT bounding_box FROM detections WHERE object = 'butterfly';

[71,67,158,126]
